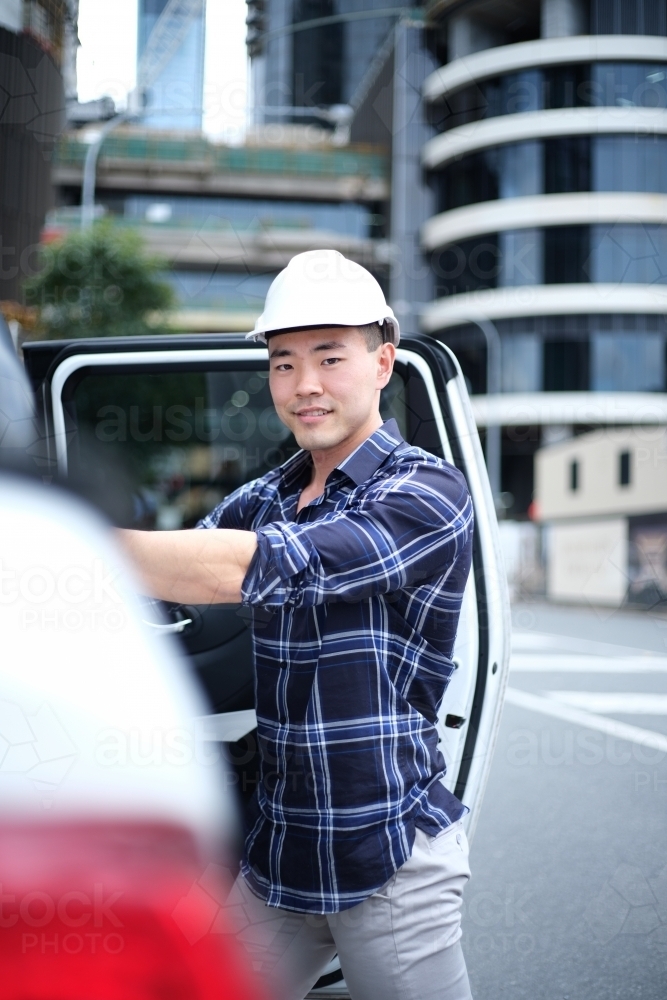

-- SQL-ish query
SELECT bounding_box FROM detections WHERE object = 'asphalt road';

[462,602,667,1000]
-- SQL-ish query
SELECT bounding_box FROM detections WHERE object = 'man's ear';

[377,342,396,385]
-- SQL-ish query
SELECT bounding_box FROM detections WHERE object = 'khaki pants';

[226,820,473,1000]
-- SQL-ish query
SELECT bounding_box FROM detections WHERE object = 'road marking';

[511,654,667,673]
[512,631,666,658]
[505,687,667,753]
[545,692,667,715]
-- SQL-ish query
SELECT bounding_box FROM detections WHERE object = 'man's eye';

[275,363,292,371]
[322,357,340,365]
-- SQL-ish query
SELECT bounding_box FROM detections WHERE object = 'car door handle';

[142,618,193,633]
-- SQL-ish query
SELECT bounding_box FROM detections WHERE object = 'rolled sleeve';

[241,464,474,610]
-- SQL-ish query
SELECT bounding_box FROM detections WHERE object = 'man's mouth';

[294,408,332,419]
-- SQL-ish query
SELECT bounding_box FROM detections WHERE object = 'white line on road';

[511,654,667,673]
[512,631,667,658]
[505,687,667,752]
[545,691,667,714]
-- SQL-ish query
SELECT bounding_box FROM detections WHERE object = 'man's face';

[267,326,395,453]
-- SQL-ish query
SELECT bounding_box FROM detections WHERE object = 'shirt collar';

[278,446,313,493]
[337,418,404,487]
[278,418,404,494]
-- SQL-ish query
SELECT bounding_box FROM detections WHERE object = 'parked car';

[17,331,510,995]
[0,468,267,999]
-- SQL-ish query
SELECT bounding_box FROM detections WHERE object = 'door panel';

[47,350,440,720]
[440,356,512,840]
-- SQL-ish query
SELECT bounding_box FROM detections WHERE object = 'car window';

[62,365,411,530]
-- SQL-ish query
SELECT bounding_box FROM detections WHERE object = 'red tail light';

[0,822,264,1000]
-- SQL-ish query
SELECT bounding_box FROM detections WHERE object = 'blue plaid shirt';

[198,419,474,913]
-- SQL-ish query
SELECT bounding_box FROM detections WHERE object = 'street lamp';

[467,318,502,511]
[80,112,130,230]
[81,0,203,229]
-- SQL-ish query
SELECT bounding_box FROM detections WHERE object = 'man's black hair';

[265,322,388,350]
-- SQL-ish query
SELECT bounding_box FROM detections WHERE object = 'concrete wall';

[535,426,667,521]
[547,518,628,606]
[389,22,437,335]
[498,520,545,599]
[0,25,64,302]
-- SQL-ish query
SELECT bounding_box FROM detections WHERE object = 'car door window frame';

[47,340,508,831]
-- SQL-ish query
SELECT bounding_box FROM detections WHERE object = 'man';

[120,250,475,1000]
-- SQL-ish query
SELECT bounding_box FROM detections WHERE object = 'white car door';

[24,331,510,995]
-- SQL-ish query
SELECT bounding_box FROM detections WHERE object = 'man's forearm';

[117,528,258,604]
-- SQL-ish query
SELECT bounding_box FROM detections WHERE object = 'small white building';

[534,426,667,607]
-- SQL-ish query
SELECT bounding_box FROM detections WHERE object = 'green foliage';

[24,222,175,339]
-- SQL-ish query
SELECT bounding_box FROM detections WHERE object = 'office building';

[0,0,74,304]
[535,421,667,606]
[248,0,408,123]
[419,0,667,516]
[246,0,437,338]
[50,127,390,330]
[137,0,206,131]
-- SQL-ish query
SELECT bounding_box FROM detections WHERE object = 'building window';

[432,236,501,297]
[589,224,667,286]
[499,229,543,287]
[619,451,632,487]
[431,224,667,298]
[590,0,667,35]
[544,340,589,391]
[569,459,579,492]
[592,136,667,193]
[429,62,667,134]
[292,0,343,109]
[544,226,590,284]
[544,137,591,195]
[591,333,665,391]
[501,334,542,392]
[434,136,667,214]
[113,194,374,239]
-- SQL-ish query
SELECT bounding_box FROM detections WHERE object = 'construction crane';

[137,0,205,93]
[82,0,205,228]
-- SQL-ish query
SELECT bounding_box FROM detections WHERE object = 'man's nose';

[294,366,324,396]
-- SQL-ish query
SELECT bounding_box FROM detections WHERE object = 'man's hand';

[117,528,258,605]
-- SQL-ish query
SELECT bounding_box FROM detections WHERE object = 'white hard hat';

[246,249,400,345]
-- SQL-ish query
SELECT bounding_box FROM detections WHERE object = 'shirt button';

[279,715,287,725]
[279,661,287,670]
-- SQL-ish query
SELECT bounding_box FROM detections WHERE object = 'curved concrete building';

[420,0,667,514]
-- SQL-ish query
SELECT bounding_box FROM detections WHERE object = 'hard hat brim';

[246,317,400,347]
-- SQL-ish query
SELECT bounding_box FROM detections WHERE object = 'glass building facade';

[137,0,206,131]
[431,224,667,295]
[101,193,376,238]
[253,0,407,121]
[429,62,667,133]
[443,316,667,395]
[433,135,667,213]
[421,0,667,517]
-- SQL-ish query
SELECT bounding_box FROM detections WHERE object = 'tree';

[24,222,175,339]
